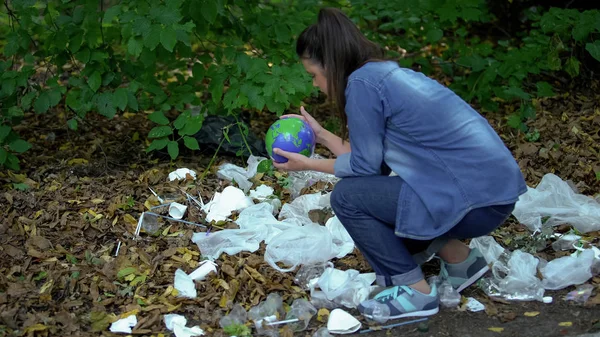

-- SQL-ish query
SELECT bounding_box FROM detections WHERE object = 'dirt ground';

[1,78,600,336]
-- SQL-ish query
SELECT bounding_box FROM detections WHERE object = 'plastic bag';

[217,155,268,192]
[264,224,338,272]
[278,192,327,226]
[469,236,506,264]
[286,154,340,198]
[325,216,355,259]
[192,228,267,261]
[512,173,600,233]
[540,248,595,290]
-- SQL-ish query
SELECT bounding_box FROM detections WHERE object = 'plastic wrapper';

[359,301,391,323]
[564,284,594,304]
[219,304,247,328]
[479,250,545,301]
[428,276,460,308]
[285,298,317,331]
[311,267,377,309]
[512,173,600,233]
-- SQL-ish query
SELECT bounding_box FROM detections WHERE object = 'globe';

[265,117,316,163]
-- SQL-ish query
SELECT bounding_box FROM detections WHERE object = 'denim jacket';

[333,61,527,240]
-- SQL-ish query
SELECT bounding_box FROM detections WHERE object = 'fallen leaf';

[524,311,540,317]
[559,322,573,327]
[488,327,504,333]
[23,324,48,334]
[68,158,88,165]
[498,311,517,323]
[317,308,330,322]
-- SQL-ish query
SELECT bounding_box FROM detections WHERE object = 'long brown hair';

[296,7,385,140]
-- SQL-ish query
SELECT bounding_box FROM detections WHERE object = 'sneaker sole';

[363,307,440,320]
[456,264,490,293]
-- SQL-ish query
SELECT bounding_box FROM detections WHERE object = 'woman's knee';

[330,178,354,214]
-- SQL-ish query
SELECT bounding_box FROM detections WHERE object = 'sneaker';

[439,247,489,293]
[358,284,439,320]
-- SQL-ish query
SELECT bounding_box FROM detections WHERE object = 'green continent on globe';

[299,148,311,157]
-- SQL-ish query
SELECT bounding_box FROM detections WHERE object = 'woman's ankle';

[438,239,470,264]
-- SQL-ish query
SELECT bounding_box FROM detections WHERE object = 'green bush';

[0,0,598,171]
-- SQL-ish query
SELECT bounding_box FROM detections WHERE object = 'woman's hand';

[272,148,312,171]
[280,106,326,144]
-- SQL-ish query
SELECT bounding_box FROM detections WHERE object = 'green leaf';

[103,4,121,23]
[66,89,81,110]
[507,114,522,129]
[117,267,137,279]
[151,6,182,25]
[209,74,226,104]
[88,71,102,92]
[585,41,600,62]
[256,159,272,173]
[148,125,173,138]
[167,141,179,160]
[3,153,20,171]
[183,136,199,150]
[21,91,36,110]
[173,110,190,129]
[201,0,218,24]
[536,81,555,97]
[503,86,530,100]
[8,106,24,117]
[143,25,162,50]
[76,49,91,63]
[48,89,62,107]
[127,37,143,57]
[114,88,128,111]
[67,118,78,130]
[1,78,16,96]
[0,148,7,164]
[192,63,205,81]
[243,84,266,111]
[179,115,203,136]
[148,111,170,125]
[426,28,443,42]
[0,125,11,142]
[572,12,597,42]
[96,92,116,118]
[146,137,169,152]
[127,92,139,111]
[13,182,29,190]
[9,139,32,153]
[520,103,536,120]
[34,92,50,114]
[132,17,151,36]
[565,57,581,77]
[160,26,177,52]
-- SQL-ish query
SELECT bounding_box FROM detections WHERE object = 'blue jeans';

[330,175,515,287]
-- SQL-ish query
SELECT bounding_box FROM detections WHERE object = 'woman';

[273,8,527,319]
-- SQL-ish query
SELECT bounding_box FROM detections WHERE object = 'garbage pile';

[112,156,600,336]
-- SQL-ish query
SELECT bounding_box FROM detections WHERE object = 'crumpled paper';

[109,315,137,333]
[164,314,204,337]
[168,168,197,181]
[201,185,254,222]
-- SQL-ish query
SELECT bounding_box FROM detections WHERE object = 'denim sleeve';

[334,79,386,178]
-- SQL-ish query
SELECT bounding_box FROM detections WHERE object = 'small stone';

[418,322,429,333]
